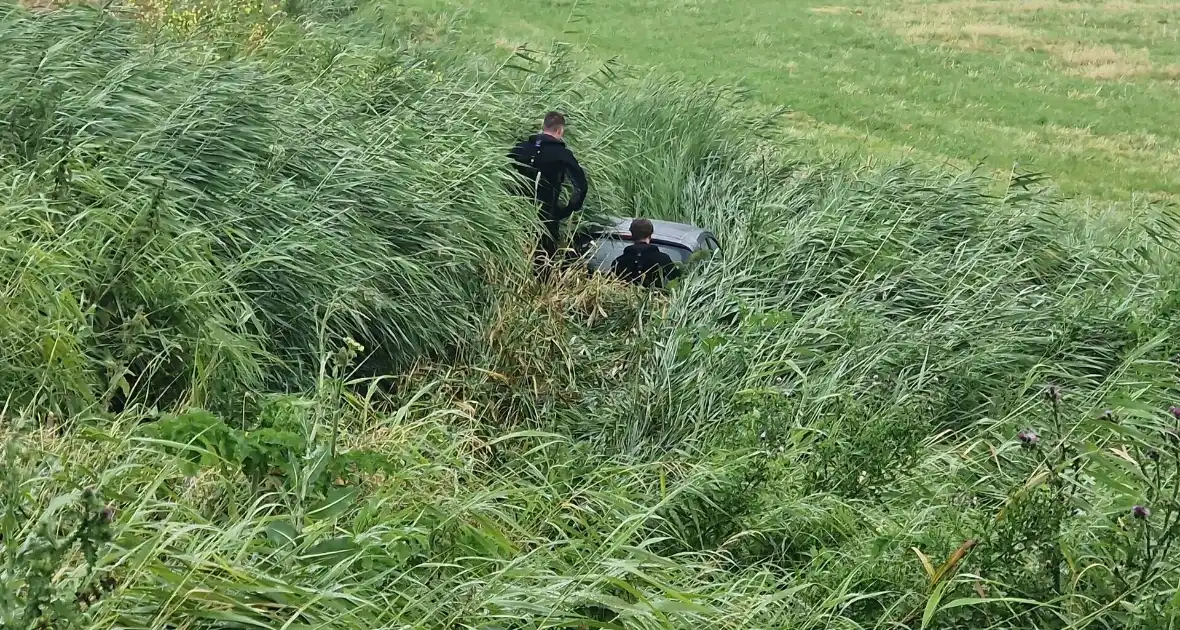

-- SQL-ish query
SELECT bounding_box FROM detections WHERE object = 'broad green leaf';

[940,596,1042,611]
[307,486,358,522]
[265,519,300,549]
[300,536,359,565]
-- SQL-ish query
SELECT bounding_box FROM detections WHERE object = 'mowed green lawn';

[400,0,1180,205]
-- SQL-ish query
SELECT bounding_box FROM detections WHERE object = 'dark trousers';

[533,218,561,277]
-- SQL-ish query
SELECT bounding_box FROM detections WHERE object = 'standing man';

[508,111,588,275]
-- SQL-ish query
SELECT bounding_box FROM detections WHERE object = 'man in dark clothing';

[508,112,589,274]
[611,218,682,288]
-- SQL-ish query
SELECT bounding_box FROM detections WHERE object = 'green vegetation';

[4,0,1180,629]
[401,0,1180,205]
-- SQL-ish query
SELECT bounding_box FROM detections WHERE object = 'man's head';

[629,218,654,243]
[542,111,566,139]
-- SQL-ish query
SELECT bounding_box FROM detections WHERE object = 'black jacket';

[611,242,682,288]
[508,133,588,222]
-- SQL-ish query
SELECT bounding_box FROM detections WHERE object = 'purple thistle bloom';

[1170,406,1180,421]
[1132,505,1151,520]
[1018,429,1039,447]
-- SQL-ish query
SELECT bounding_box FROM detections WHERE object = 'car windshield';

[614,239,689,260]
[654,243,691,263]
[580,235,691,270]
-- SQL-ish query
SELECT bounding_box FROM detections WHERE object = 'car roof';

[595,216,712,248]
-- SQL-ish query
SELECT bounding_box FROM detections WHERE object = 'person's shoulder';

[650,247,674,262]
[540,138,574,156]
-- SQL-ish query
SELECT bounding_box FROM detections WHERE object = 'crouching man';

[611,218,683,288]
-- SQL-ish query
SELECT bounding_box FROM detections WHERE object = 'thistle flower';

[1132,505,1151,520]
[1170,406,1180,421]
[1018,429,1039,447]
[1045,385,1061,402]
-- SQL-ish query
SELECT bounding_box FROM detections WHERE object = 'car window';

[585,237,690,269]
[588,239,629,270]
[637,239,691,263]
[659,245,691,263]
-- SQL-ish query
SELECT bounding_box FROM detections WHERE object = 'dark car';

[570,216,720,275]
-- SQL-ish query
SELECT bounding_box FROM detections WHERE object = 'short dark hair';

[542,111,566,132]
[629,218,654,241]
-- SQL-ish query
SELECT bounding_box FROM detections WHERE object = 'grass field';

[402,0,1180,205]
